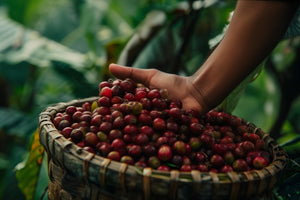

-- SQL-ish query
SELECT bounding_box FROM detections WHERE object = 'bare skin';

[109,0,299,114]
[109,65,203,111]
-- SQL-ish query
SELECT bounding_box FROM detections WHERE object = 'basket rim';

[39,97,289,187]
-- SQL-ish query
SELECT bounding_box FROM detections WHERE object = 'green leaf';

[277,122,300,158]
[278,121,298,145]
[271,37,298,72]
[35,0,80,42]
[0,9,88,69]
[0,153,9,170]
[132,25,178,73]
[8,115,38,139]
[0,108,37,139]
[218,63,263,113]
[287,96,300,132]
[79,0,110,56]
[232,67,281,131]
[34,67,77,105]
[117,10,167,67]
[34,155,49,200]
[0,145,27,200]
[16,128,45,200]
[0,108,23,129]
[52,61,98,98]
[6,0,50,26]
[117,0,222,74]
[0,62,31,86]
[277,172,300,200]
[80,0,109,35]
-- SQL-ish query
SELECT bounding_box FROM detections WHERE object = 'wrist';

[189,81,211,113]
[190,62,234,112]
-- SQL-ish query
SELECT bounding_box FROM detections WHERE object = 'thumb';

[109,63,154,86]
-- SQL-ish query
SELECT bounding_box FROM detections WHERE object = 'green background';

[0,0,299,199]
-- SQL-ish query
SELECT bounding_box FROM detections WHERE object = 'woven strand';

[39,113,51,124]
[57,140,73,167]
[143,168,152,200]
[191,170,202,199]
[264,164,279,191]
[40,120,59,157]
[119,163,128,195]
[99,158,111,189]
[48,159,54,183]
[83,153,95,181]
[243,171,256,198]
[49,131,64,168]
[209,172,221,200]
[227,172,241,200]
[39,125,51,165]
[170,170,180,200]
[256,169,270,195]
[191,170,201,182]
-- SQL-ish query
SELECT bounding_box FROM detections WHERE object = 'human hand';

[109,63,209,114]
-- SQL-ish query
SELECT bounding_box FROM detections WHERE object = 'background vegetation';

[0,0,299,199]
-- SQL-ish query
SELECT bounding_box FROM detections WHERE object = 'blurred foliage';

[0,0,299,199]
[15,129,44,200]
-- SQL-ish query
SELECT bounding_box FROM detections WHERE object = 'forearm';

[191,0,298,110]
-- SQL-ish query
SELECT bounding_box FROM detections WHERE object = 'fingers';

[109,63,131,79]
[109,63,155,86]
[109,63,207,113]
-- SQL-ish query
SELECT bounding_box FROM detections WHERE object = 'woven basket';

[39,97,288,200]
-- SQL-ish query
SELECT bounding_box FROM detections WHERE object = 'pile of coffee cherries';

[53,79,271,173]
